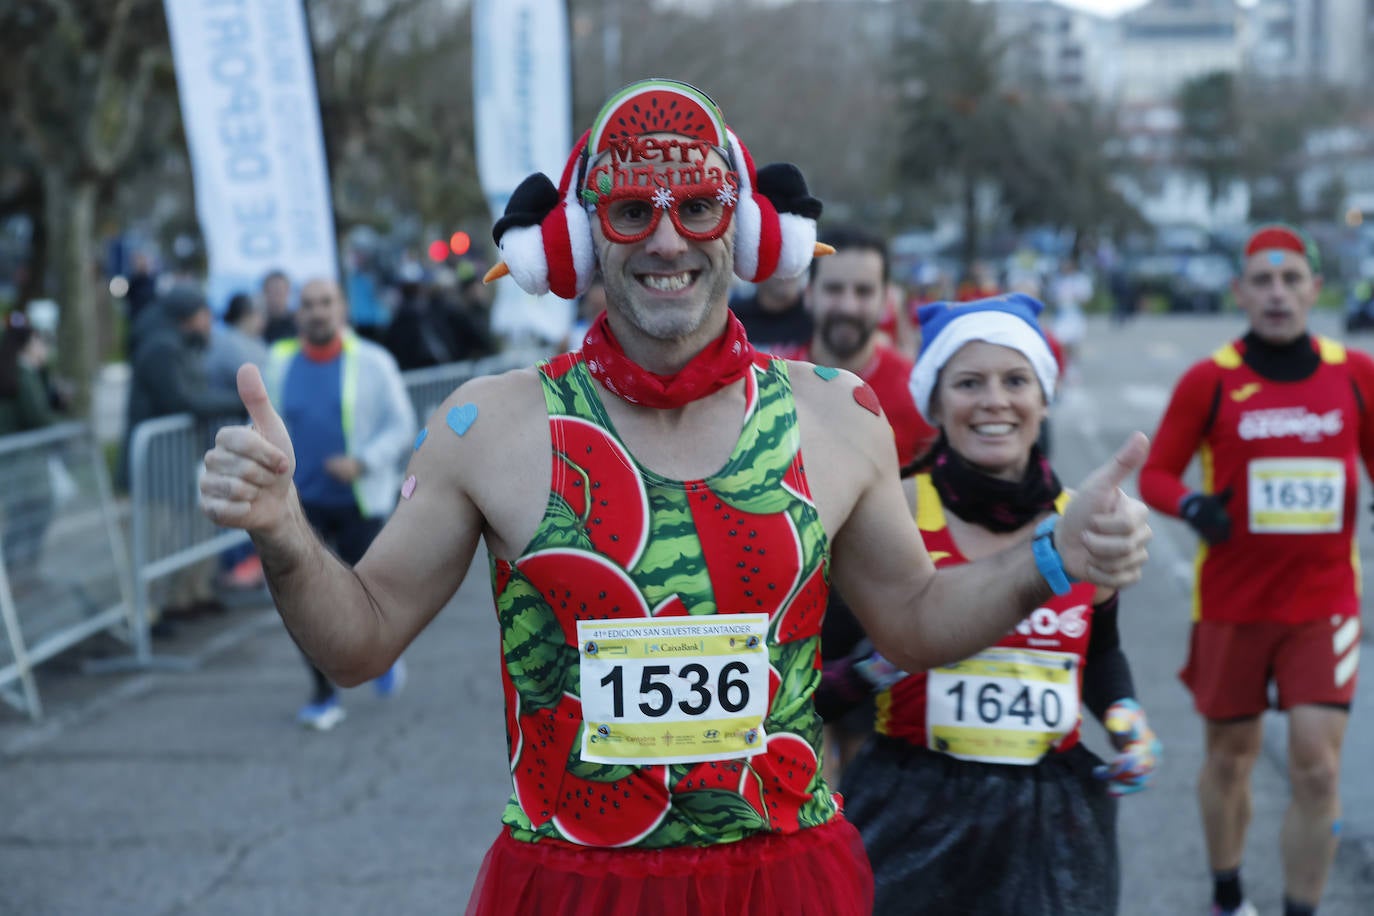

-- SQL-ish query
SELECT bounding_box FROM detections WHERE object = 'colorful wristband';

[1032,514,1074,596]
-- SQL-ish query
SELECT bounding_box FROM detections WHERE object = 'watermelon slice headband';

[485,78,832,300]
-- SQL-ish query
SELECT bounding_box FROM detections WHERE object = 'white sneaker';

[297,696,346,731]
[1209,902,1257,916]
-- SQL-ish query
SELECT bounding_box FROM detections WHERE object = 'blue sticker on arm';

[414,428,428,451]
[447,403,479,436]
[813,366,840,381]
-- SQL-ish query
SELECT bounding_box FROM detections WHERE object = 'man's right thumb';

[237,364,287,444]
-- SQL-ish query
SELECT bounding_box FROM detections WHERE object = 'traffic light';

[428,239,450,262]
[450,231,472,256]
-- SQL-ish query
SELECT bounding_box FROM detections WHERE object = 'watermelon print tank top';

[489,350,837,848]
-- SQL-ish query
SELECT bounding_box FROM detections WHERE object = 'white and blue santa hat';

[909,293,1059,423]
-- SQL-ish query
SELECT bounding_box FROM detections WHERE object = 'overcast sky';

[1048,0,1146,13]
[1046,0,1257,15]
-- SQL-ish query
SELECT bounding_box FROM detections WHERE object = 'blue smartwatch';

[1032,515,1075,596]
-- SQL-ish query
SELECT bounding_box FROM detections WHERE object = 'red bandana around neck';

[581,310,757,409]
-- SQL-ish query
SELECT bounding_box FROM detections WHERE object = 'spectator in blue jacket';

[265,277,417,730]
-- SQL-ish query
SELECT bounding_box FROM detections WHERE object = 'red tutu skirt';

[465,816,874,916]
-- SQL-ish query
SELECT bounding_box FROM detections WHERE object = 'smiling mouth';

[972,423,1015,435]
[637,271,697,292]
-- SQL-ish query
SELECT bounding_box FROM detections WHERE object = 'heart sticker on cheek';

[447,403,479,436]
[401,475,417,500]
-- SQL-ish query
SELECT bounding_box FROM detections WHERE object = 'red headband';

[1245,226,1307,261]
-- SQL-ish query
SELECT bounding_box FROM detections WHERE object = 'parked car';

[1345,280,1374,332]
[1125,250,1234,313]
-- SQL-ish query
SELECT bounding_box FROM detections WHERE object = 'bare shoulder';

[786,358,895,454]
[412,367,547,477]
[784,359,899,533]
[404,365,552,558]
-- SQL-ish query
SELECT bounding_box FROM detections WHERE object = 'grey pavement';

[2,312,1373,915]
[1,559,511,916]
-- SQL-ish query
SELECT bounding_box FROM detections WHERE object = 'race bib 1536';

[577,615,770,765]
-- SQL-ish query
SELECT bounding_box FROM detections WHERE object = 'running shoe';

[1210,902,1257,916]
[373,658,407,698]
[297,695,346,731]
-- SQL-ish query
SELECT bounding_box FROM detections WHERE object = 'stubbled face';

[1234,249,1320,345]
[591,141,735,343]
[297,279,347,346]
[931,340,1047,482]
[806,248,885,361]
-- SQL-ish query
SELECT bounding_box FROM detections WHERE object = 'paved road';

[2,313,1372,915]
[1056,312,1374,916]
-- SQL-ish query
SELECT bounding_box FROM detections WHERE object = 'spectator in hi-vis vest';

[263,277,416,730]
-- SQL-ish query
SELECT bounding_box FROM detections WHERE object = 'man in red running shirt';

[799,224,937,469]
[790,224,938,781]
[1140,223,1374,916]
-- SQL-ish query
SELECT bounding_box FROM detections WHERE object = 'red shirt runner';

[1140,337,1374,624]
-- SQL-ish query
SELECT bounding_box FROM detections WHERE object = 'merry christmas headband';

[484,78,831,299]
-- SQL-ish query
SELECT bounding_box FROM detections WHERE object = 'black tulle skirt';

[841,735,1119,916]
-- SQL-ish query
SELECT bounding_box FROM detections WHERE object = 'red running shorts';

[1180,616,1360,720]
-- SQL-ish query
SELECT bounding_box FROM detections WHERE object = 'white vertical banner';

[473,0,575,345]
[165,0,338,313]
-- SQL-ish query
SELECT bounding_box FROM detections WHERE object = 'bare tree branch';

[93,48,167,177]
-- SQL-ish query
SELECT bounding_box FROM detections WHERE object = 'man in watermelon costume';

[199,79,1154,915]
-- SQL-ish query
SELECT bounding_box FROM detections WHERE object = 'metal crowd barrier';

[90,412,250,675]
[0,349,552,719]
[0,422,134,719]
[401,348,545,428]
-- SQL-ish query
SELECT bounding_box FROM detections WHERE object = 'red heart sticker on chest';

[853,382,882,417]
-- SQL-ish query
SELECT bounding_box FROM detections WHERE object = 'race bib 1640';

[926,646,1080,766]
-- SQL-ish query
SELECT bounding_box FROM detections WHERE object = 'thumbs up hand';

[1055,432,1153,589]
[200,364,296,533]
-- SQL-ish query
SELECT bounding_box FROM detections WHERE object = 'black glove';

[1179,487,1232,545]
